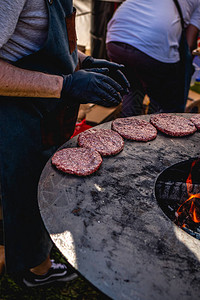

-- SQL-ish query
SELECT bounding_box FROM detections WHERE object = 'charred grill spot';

[112,206,138,228]
[90,190,101,203]
[71,207,81,216]
[111,231,120,243]
[156,239,168,256]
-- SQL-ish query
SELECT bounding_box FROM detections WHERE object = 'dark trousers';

[0,98,55,274]
[107,42,183,117]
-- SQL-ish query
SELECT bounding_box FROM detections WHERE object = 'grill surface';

[38,114,200,300]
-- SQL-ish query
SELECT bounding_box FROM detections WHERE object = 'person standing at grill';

[0,0,129,286]
[106,0,200,116]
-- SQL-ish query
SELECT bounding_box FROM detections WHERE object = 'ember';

[175,159,200,231]
[155,157,200,240]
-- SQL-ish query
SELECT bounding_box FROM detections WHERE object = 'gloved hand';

[61,68,124,107]
[82,56,130,95]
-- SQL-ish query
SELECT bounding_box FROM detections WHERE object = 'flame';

[176,159,200,228]
[186,160,197,196]
[190,195,200,223]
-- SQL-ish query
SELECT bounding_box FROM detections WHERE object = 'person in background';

[0,0,129,287]
[106,0,200,117]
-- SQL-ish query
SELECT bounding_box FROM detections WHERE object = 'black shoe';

[23,259,78,287]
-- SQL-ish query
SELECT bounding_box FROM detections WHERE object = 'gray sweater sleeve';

[0,0,26,48]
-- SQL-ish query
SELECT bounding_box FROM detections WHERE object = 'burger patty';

[51,147,102,176]
[77,128,124,156]
[190,114,200,130]
[150,114,197,137]
[111,117,157,141]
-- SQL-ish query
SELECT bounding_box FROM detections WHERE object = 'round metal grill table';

[38,114,200,300]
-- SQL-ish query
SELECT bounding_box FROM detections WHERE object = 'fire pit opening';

[155,158,200,240]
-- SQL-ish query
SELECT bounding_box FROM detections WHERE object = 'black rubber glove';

[82,56,130,94]
[61,68,124,107]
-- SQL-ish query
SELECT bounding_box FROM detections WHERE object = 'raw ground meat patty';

[51,147,102,176]
[111,117,157,141]
[150,113,197,136]
[77,128,124,156]
[190,114,200,130]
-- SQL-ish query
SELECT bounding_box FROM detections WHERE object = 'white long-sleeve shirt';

[106,0,200,63]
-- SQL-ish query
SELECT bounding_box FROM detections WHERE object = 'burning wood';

[175,159,200,231]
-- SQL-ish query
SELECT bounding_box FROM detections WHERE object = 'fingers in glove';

[90,58,125,71]
[82,91,120,107]
[82,56,125,71]
[94,93,121,107]
[84,68,109,75]
[90,83,122,106]
[97,80,122,103]
[101,61,125,71]
[109,69,130,94]
[94,60,124,70]
[101,74,124,95]
[100,94,121,107]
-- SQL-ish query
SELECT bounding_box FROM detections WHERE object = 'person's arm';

[0,59,63,98]
[186,24,199,53]
[0,58,124,107]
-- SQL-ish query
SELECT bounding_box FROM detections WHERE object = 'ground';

[0,246,110,300]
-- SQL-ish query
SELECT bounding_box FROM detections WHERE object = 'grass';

[0,246,110,300]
